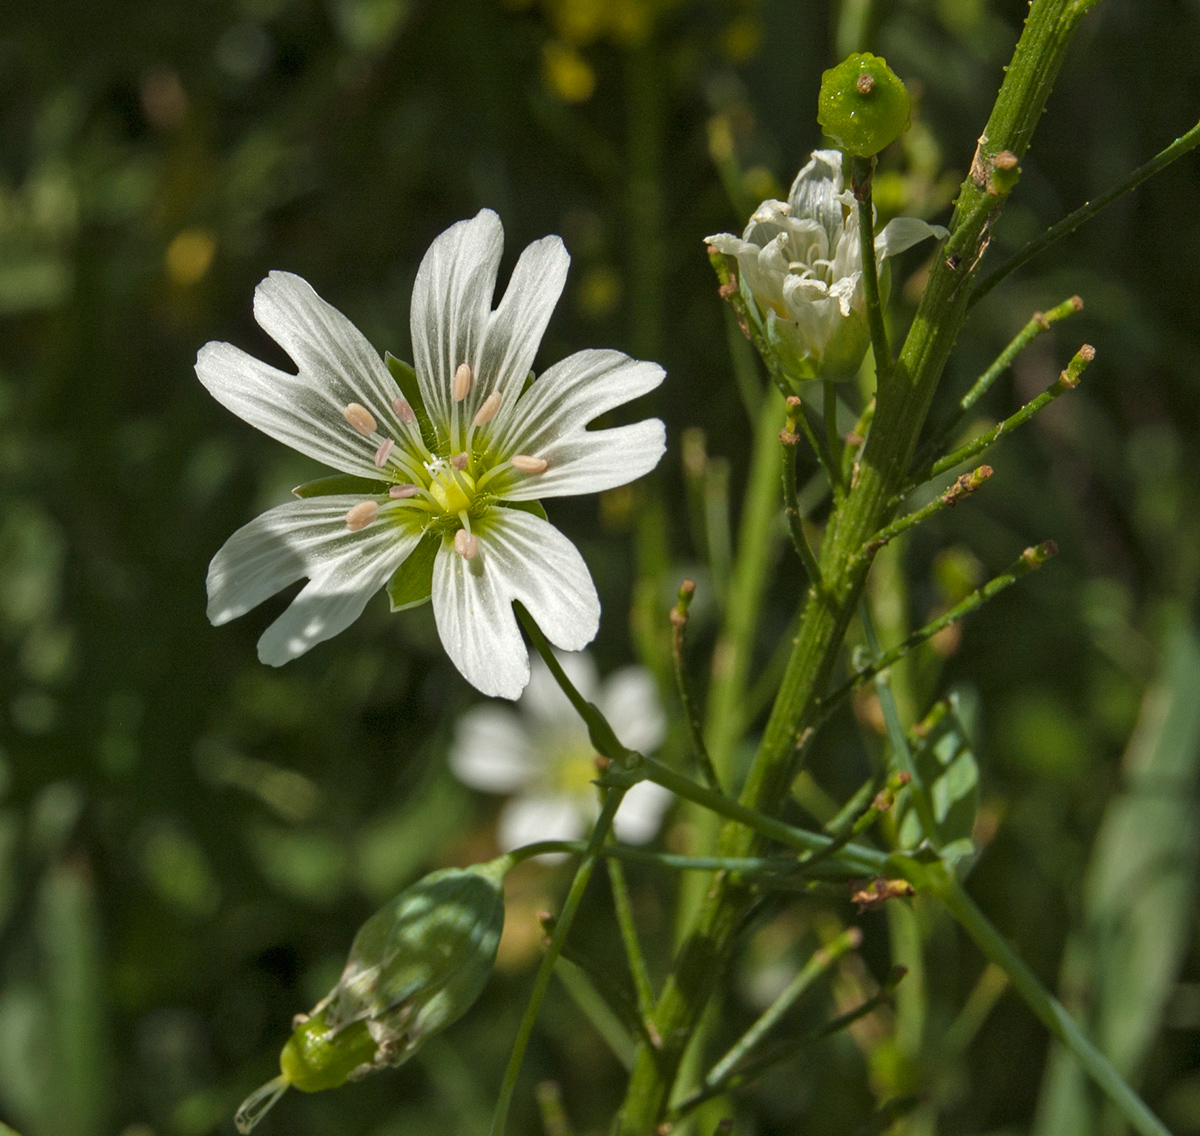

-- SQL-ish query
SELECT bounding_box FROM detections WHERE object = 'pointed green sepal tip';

[817,53,911,158]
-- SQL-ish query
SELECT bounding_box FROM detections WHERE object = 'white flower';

[198,210,666,699]
[449,651,672,849]
[706,149,947,379]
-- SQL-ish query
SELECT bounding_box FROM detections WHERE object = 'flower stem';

[902,343,1094,494]
[850,154,892,382]
[970,118,1200,305]
[491,787,627,1136]
[670,580,722,792]
[781,402,823,588]
[823,380,845,492]
[607,854,658,1023]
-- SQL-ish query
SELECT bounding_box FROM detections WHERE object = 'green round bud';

[817,53,911,158]
[280,1012,376,1093]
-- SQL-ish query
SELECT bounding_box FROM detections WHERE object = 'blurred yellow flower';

[541,39,596,102]
[166,227,216,286]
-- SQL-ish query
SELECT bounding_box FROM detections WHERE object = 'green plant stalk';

[704,927,862,1086]
[492,788,627,1136]
[607,855,658,1024]
[903,342,1094,493]
[925,873,1172,1136]
[970,118,1200,305]
[670,582,723,791]
[923,295,1083,462]
[851,155,892,380]
[859,465,993,562]
[615,5,1100,1131]
[824,379,846,490]
[782,419,824,587]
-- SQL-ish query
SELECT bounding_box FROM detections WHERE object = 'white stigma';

[393,397,416,425]
[389,484,418,499]
[374,437,395,467]
[454,529,478,559]
[343,402,377,435]
[345,501,379,531]
[472,391,501,427]
[452,363,472,402]
[510,454,549,474]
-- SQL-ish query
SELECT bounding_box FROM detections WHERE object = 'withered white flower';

[198,210,666,699]
[450,650,672,850]
[707,149,947,379]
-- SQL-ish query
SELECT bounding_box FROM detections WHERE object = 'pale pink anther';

[454,529,479,559]
[374,437,395,467]
[450,452,469,470]
[472,391,501,427]
[452,363,472,402]
[510,454,549,474]
[343,402,377,435]
[389,484,419,499]
[345,501,379,531]
[392,397,416,425]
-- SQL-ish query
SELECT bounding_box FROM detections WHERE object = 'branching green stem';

[851,155,892,381]
[670,580,722,791]
[901,343,1094,496]
[971,118,1200,305]
[919,295,1083,466]
[782,400,824,587]
[607,855,658,1024]
[704,926,863,1086]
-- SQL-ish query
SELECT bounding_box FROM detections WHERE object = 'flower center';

[427,458,476,516]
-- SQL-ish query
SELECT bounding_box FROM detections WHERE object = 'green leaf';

[898,691,980,859]
[387,531,440,611]
[499,499,548,521]
[291,473,389,498]
[386,352,439,452]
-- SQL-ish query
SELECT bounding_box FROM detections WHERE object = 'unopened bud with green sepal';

[234,856,511,1133]
[817,53,911,158]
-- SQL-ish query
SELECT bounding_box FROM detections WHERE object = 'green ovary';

[280,1012,377,1092]
[427,464,476,518]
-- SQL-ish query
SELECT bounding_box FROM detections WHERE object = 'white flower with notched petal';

[450,651,672,849]
[198,210,666,699]
[706,149,947,379]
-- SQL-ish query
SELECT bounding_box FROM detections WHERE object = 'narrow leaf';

[292,473,389,498]
[386,352,439,451]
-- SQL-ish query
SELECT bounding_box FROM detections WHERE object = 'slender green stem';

[670,581,722,791]
[857,465,993,565]
[971,118,1200,306]
[821,542,1059,719]
[704,927,863,1087]
[607,856,657,1024]
[781,408,823,587]
[824,380,845,492]
[851,155,892,382]
[491,789,626,1136]
[507,840,859,876]
[928,873,1172,1136]
[901,343,1094,496]
[802,769,909,869]
[859,602,939,844]
[553,956,637,1070]
[639,757,887,877]
[666,980,901,1123]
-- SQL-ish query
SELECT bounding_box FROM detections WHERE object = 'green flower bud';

[235,857,510,1133]
[817,53,911,158]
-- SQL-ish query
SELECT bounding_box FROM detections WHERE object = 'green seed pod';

[817,53,911,158]
[235,857,510,1133]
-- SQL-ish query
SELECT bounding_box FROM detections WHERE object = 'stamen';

[454,529,478,559]
[392,397,416,425]
[472,391,501,427]
[511,454,549,474]
[345,501,379,531]
[374,437,395,467]
[450,452,468,470]
[343,402,377,435]
[452,363,472,402]
[389,484,418,499]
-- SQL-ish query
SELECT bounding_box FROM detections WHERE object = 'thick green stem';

[614,5,1097,1131]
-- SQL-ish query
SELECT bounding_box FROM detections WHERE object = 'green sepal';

[387,531,440,611]
[292,474,390,498]
[386,352,440,452]
[499,499,548,521]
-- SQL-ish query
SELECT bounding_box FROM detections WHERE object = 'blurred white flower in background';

[450,651,671,849]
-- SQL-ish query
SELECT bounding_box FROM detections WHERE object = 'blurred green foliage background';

[1,0,1199,1134]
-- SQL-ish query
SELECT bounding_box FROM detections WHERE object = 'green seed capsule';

[817,53,911,158]
[234,857,510,1133]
